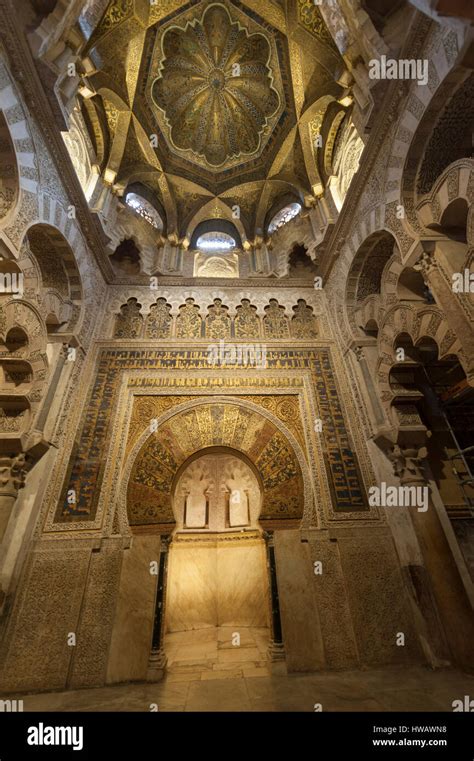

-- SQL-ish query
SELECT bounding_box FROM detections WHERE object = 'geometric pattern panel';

[56,348,366,523]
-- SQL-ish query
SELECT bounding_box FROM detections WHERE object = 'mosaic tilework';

[126,394,306,456]
[127,401,304,524]
[56,348,367,522]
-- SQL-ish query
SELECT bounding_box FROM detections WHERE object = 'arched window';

[196,231,236,252]
[125,192,163,230]
[268,203,302,234]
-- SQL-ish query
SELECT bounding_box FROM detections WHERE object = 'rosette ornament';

[152,4,280,168]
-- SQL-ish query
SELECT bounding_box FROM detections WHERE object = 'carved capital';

[414,250,437,278]
[262,529,274,547]
[0,453,28,498]
[388,444,427,486]
[160,535,172,553]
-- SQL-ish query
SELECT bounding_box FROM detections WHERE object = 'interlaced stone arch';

[396,61,473,234]
[416,159,474,250]
[12,190,99,343]
[375,303,462,411]
[414,73,474,198]
[0,297,49,441]
[0,55,98,343]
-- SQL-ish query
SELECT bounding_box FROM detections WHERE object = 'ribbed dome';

[152,4,280,167]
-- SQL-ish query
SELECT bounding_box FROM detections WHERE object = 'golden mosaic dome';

[152,5,280,168]
[80,0,344,238]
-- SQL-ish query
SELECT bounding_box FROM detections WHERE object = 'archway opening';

[439,198,469,243]
[397,267,432,302]
[164,448,271,678]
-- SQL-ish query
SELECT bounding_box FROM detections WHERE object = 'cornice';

[110,275,319,288]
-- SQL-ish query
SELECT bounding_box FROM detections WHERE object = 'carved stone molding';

[388,444,428,486]
[414,250,438,278]
[0,452,28,541]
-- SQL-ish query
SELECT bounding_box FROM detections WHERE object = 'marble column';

[388,442,474,668]
[352,344,385,425]
[147,535,171,682]
[0,453,27,543]
[263,531,286,669]
[250,240,272,276]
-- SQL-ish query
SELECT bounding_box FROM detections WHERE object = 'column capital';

[0,452,30,541]
[413,250,438,278]
[0,453,28,498]
[262,529,274,546]
[387,444,428,486]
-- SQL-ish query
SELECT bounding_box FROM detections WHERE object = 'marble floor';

[164,625,272,680]
[10,626,474,712]
[15,665,474,712]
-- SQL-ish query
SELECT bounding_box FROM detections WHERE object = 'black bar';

[268,543,283,644]
[0,712,472,759]
[150,547,167,652]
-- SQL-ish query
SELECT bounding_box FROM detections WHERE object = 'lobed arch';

[375,303,463,410]
[439,197,469,243]
[414,163,473,326]
[9,190,95,338]
[170,445,265,529]
[354,252,406,332]
[0,297,49,440]
[327,197,404,329]
[385,335,469,436]
[109,237,142,276]
[111,293,320,340]
[26,223,81,300]
[17,185,101,334]
[287,243,318,279]
[416,159,474,248]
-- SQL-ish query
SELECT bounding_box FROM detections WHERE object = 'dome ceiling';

[151,4,283,169]
[81,0,346,241]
